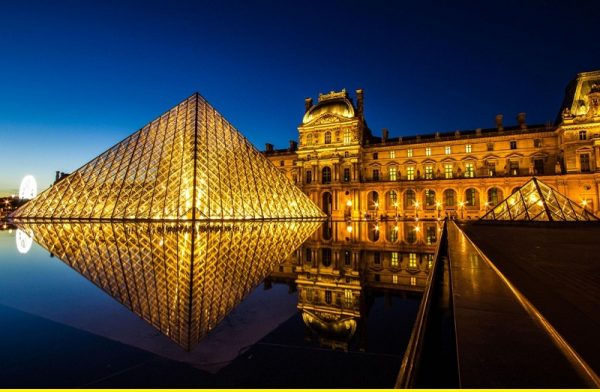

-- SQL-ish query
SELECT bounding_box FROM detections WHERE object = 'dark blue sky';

[1,0,599,195]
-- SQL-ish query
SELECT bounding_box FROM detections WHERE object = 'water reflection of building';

[269,220,440,351]
[264,71,600,219]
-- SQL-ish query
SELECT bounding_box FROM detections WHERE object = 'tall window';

[373,152,379,160]
[534,138,542,148]
[393,275,398,284]
[404,190,416,208]
[387,190,398,208]
[425,165,433,179]
[444,189,456,207]
[424,189,436,207]
[444,164,453,179]
[465,163,474,178]
[579,130,587,141]
[487,142,494,151]
[322,166,331,184]
[305,247,312,263]
[534,159,544,175]
[409,253,417,268]
[510,161,519,175]
[344,251,352,266]
[465,144,472,153]
[372,169,380,181]
[425,147,431,156]
[510,140,517,149]
[426,225,436,245]
[322,248,332,267]
[389,166,397,181]
[407,167,415,180]
[406,228,417,244]
[465,188,478,207]
[306,170,312,184]
[324,131,331,144]
[407,148,413,158]
[343,167,351,182]
[389,150,396,159]
[581,154,591,172]
[445,146,451,155]
[391,252,399,268]
[487,188,502,206]
[344,129,352,144]
[487,162,496,176]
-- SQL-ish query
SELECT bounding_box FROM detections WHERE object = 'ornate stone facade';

[265,71,600,222]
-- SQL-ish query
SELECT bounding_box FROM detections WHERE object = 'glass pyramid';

[15,220,321,350]
[480,177,599,221]
[11,93,324,221]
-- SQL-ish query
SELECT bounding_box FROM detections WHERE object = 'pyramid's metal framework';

[480,177,598,221]
[12,93,324,221]
[16,220,321,350]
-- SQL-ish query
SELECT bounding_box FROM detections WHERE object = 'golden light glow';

[15,220,320,350]
[346,199,352,207]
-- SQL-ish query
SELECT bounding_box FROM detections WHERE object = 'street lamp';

[435,201,441,219]
[393,202,399,220]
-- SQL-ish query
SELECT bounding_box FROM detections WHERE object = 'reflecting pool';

[0,220,441,388]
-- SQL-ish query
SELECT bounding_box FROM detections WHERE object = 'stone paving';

[447,222,589,388]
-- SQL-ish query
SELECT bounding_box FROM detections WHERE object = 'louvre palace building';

[264,70,600,223]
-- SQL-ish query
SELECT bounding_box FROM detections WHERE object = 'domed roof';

[301,311,357,341]
[302,98,355,124]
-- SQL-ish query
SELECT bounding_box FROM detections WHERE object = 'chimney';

[495,114,504,131]
[517,112,527,129]
[265,143,274,152]
[304,98,313,113]
[356,89,364,118]
[381,128,388,143]
[289,140,297,151]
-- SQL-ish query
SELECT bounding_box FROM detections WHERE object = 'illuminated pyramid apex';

[13,93,325,221]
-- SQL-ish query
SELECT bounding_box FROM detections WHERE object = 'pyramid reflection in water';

[12,93,324,220]
[480,177,598,221]
[16,220,321,350]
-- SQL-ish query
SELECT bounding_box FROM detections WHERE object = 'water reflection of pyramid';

[16,220,321,350]
[12,93,324,220]
[480,177,599,221]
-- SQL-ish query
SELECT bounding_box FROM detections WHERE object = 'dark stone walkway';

[463,222,600,375]
[447,222,589,388]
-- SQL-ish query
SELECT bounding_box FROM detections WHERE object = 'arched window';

[367,191,379,210]
[386,190,398,209]
[444,189,456,207]
[324,131,332,144]
[404,190,416,209]
[368,223,380,242]
[322,166,331,184]
[487,188,503,206]
[386,223,399,242]
[405,224,418,244]
[424,189,436,208]
[465,188,479,207]
[322,248,332,267]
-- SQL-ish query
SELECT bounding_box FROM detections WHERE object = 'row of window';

[366,188,506,210]
[304,130,354,146]
[305,248,434,269]
[370,139,541,160]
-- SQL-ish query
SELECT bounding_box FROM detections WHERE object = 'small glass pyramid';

[12,93,325,221]
[480,177,598,221]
